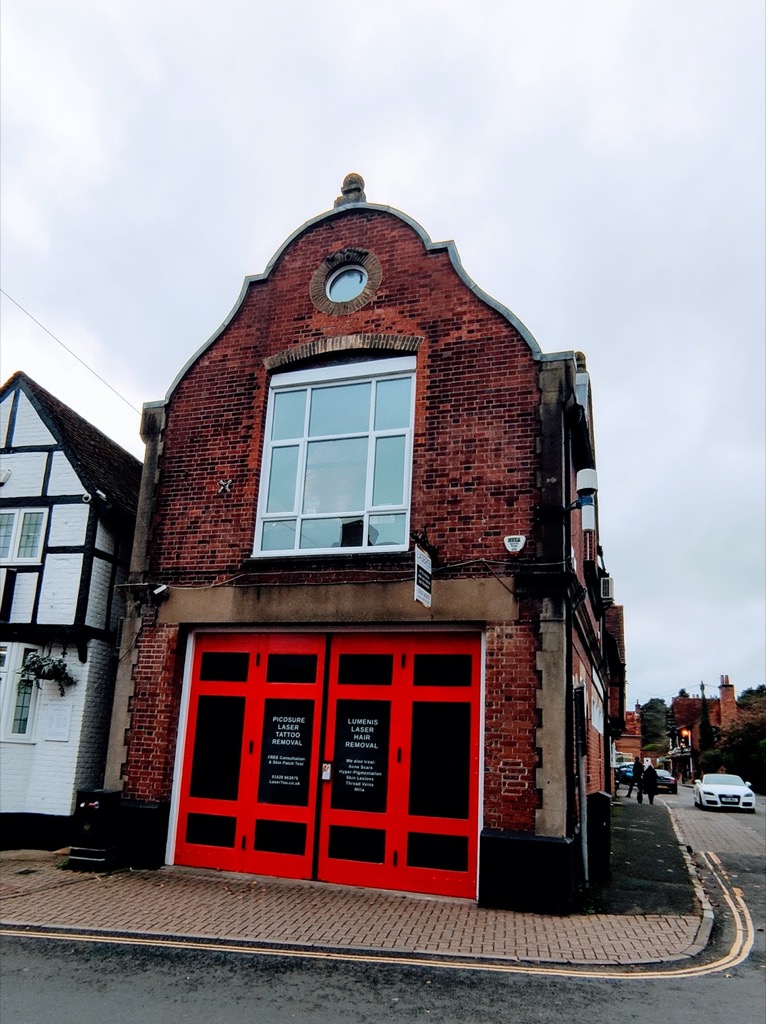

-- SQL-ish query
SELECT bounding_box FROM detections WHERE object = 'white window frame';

[0,643,40,741]
[253,357,416,557]
[0,507,48,564]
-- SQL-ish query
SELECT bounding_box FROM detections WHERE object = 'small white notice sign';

[414,545,432,608]
[44,704,72,742]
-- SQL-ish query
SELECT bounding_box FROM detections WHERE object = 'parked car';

[693,773,755,812]
[614,764,633,785]
[654,769,678,795]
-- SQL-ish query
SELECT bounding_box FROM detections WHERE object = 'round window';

[326,265,368,303]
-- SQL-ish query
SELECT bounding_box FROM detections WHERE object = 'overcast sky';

[1,0,764,708]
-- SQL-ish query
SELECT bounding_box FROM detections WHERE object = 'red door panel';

[316,633,480,898]
[175,631,480,899]
[175,633,326,879]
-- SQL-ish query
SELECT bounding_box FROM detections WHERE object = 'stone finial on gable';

[334,173,366,207]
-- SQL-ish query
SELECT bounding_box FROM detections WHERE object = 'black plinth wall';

[119,799,170,868]
[478,830,578,913]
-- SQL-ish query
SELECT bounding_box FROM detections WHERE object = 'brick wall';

[125,206,549,825]
[122,619,183,801]
[147,209,541,583]
[483,622,540,831]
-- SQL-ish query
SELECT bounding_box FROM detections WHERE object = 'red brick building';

[669,676,739,777]
[106,175,626,912]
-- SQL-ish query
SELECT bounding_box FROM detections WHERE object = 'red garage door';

[175,632,481,898]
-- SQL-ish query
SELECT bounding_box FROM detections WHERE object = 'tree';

[738,685,766,709]
[716,703,766,793]
[698,689,716,753]
[640,697,670,752]
[677,688,689,698]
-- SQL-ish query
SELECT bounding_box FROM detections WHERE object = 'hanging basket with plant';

[19,652,77,696]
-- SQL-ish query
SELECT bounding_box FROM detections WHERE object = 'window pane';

[409,702,471,819]
[413,654,473,687]
[0,514,13,558]
[12,682,33,734]
[375,377,412,430]
[299,517,344,549]
[369,514,406,546]
[17,513,44,558]
[303,438,367,514]
[186,813,237,848]
[309,383,370,436]
[190,695,246,800]
[199,652,250,682]
[262,520,296,551]
[266,446,299,513]
[372,435,405,506]
[327,267,367,303]
[272,390,306,440]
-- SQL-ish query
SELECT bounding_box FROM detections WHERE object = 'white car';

[693,773,756,813]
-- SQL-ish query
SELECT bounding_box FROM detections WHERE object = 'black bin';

[69,788,121,871]
[587,790,612,882]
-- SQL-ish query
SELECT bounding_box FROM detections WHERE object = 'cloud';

[0,0,763,705]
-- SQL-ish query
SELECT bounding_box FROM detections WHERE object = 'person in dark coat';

[626,757,644,798]
[642,764,658,805]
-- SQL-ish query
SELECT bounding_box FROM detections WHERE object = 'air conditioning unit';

[600,576,615,605]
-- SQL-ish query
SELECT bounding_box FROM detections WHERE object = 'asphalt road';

[2,786,764,1024]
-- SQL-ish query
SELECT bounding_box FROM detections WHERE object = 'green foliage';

[677,688,689,697]
[717,704,766,793]
[738,685,766,708]
[640,697,670,752]
[19,652,77,696]
[698,749,729,775]
[698,693,717,753]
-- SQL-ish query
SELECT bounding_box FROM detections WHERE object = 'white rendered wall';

[0,452,47,498]
[86,557,112,630]
[11,393,56,446]
[0,641,113,816]
[8,573,39,622]
[0,393,12,446]
[48,452,84,496]
[48,504,89,547]
[37,554,83,624]
[95,519,116,555]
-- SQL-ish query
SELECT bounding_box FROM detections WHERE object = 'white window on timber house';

[0,509,47,564]
[254,358,415,556]
[0,644,40,739]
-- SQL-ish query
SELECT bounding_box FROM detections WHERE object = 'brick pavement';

[0,845,705,966]
[671,805,765,858]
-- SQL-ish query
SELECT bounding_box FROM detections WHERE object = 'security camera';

[152,584,169,596]
[575,468,598,497]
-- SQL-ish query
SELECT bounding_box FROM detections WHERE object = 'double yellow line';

[0,851,754,979]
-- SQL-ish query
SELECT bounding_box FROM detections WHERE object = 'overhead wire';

[0,288,141,414]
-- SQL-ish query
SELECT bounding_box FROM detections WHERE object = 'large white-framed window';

[254,357,416,556]
[0,643,40,740]
[0,508,47,564]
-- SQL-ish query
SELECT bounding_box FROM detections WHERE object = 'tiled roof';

[2,371,142,517]
[671,696,722,730]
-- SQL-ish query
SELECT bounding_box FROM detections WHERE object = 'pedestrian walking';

[642,764,658,805]
[626,756,644,798]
